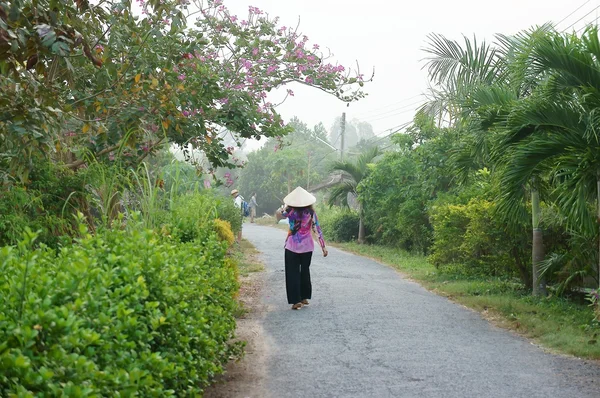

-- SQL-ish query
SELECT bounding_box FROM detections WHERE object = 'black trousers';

[284,249,313,304]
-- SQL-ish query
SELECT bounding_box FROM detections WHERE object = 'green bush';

[0,222,239,396]
[0,162,88,247]
[169,191,242,242]
[316,206,359,242]
[429,199,516,278]
[170,193,216,243]
[214,194,242,234]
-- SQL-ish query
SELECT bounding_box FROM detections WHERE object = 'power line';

[351,94,425,119]
[361,104,425,124]
[562,3,600,32]
[371,121,413,144]
[555,0,593,29]
[353,99,426,123]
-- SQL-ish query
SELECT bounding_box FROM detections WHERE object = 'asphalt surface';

[243,223,600,398]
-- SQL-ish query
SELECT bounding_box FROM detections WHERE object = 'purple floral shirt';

[283,208,326,253]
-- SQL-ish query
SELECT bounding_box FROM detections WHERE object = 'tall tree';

[422,25,554,294]
[0,0,370,182]
[499,27,600,288]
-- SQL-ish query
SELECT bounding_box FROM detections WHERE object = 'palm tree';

[328,147,380,244]
[498,26,600,289]
[422,25,554,294]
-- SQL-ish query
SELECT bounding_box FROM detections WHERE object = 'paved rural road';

[243,224,600,398]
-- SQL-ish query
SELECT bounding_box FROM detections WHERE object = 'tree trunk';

[531,185,546,296]
[597,172,600,288]
[358,202,365,244]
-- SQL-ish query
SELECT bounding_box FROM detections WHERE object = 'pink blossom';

[230,15,238,22]
[219,98,229,105]
[241,20,248,26]
[248,6,263,14]
[178,74,186,81]
[287,89,294,97]
[267,65,277,74]
[204,179,212,189]
[182,110,190,117]
[313,44,320,50]
[252,48,259,56]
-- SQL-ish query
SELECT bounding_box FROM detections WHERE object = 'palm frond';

[529,30,600,90]
[327,183,354,207]
[423,33,502,93]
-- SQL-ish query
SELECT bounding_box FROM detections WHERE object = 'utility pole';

[307,151,311,190]
[340,112,346,160]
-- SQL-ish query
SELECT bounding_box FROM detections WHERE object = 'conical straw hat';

[283,186,316,207]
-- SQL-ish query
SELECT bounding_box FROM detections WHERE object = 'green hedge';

[316,206,359,243]
[429,199,516,278]
[0,220,239,396]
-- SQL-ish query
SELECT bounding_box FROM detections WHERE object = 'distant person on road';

[231,189,244,241]
[249,192,258,223]
[282,186,328,310]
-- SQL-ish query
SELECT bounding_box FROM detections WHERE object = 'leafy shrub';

[214,218,235,246]
[214,194,242,234]
[170,192,216,243]
[430,199,517,278]
[316,206,359,242]
[0,162,88,247]
[0,222,239,396]
[359,151,432,252]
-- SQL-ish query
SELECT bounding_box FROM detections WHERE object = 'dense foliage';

[315,205,359,243]
[0,0,374,393]
[0,201,239,395]
[318,27,600,303]
[236,117,339,214]
[0,0,368,183]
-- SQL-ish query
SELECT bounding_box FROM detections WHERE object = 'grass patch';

[234,239,265,277]
[334,241,600,359]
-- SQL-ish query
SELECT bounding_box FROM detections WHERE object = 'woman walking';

[282,186,328,310]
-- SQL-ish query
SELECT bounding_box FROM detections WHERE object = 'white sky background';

[214,0,600,150]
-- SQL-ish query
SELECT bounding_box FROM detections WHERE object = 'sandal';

[301,299,309,305]
[291,303,302,310]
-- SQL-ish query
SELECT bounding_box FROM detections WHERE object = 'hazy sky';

[219,0,598,148]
